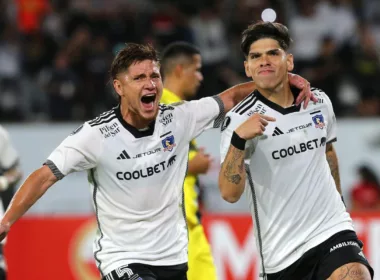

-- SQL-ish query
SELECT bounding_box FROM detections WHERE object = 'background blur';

[1,0,380,279]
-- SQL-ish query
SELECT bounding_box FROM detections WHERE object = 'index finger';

[260,115,276,122]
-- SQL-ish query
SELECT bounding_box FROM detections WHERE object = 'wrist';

[231,131,246,150]
[0,221,10,231]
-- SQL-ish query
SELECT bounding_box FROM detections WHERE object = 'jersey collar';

[114,104,156,138]
[254,87,302,115]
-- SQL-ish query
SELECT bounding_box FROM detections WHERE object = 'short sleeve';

[0,126,19,170]
[220,112,252,165]
[324,93,337,143]
[177,96,224,141]
[45,123,103,180]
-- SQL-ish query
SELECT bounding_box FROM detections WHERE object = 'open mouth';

[141,94,156,110]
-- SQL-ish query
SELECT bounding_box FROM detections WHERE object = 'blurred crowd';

[0,0,379,121]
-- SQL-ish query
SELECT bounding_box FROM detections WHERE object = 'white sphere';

[261,8,277,23]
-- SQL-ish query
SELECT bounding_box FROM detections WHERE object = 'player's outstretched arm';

[0,165,58,241]
[217,73,316,113]
[326,143,342,195]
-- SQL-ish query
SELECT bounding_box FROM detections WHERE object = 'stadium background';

[0,0,379,279]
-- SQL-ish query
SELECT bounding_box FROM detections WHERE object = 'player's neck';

[163,77,186,100]
[119,102,153,130]
[258,82,294,108]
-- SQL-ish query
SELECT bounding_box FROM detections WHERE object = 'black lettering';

[312,139,319,148]
[154,164,160,173]
[300,143,307,152]
[147,167,154,176]
[307,141,314,150]
[116,172,123,180]
[123,172,132,180]
[280,149,287,158]
[140,169,147,178]
[288,146,295,156]
[294,144,301,154]
[272,151,280,160]
[160,161,166,171]
[132,171,140,179]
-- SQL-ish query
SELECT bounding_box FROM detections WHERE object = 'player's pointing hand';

[235,114,276,140]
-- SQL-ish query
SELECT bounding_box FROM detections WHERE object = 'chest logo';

[162,135,176,152]
[312,114,325,129]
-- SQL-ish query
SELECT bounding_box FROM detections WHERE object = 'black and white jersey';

[46,97,223,276]
[220,88,354,274]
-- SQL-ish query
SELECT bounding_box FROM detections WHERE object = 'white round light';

[261,8,277,22]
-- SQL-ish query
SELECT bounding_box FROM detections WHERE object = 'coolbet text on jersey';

[45,96,224,277]
[220,88,353,275]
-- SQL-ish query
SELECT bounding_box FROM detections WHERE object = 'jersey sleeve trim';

[212,95,225,128]
[44,160,65,180]
[327,137,337,144]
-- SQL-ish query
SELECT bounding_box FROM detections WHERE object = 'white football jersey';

[220,88,354,275]
[46,96,223,276]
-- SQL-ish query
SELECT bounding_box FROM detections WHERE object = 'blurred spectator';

[351,165,380,211]
[0,24,23,120]
[16,0,50,34]
[0,0,377,121]
[38,51,78,121]
[347,24,380,116]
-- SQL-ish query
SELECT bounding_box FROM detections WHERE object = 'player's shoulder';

[228,91,259,118]
[70,107,119,138]
[310,87,331,103]
[87,107,117,128]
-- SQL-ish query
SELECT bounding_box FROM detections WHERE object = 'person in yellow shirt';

[160,42,217,280]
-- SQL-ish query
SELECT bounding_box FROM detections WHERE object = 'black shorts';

[267,230,374,280]
[102,263,187,280]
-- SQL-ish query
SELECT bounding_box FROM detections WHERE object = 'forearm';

[219,145,246,203]
[2,166,57,226]
[326,143,342,195]
[218,81,256,112]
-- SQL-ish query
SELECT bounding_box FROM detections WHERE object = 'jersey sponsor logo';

[159,112,173,126]
[329,241,360,253]
[134,148,161,158]
[99,122,120,138]
[247,103,267,116]
[116,155,176,180]
[221,116,231,132]
[312,114,325,129]
[159,104,175,115]
[70,124,83,135]
[287,123,312,133]
[162,135,176,151]
[272,127,284,136]
[117,150,130,160]
[272,137,327,160]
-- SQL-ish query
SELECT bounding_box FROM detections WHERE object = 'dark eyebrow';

[133,73,147,79]
[249,48,282,56]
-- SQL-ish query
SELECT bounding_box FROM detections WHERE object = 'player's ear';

[113,79,123,98]
[286,53,294,72]
[174,64,184,78]
[244,60,252,78]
